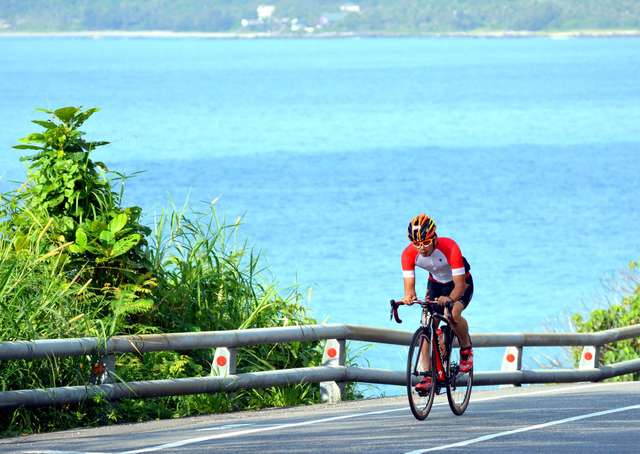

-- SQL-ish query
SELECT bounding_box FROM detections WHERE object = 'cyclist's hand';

[436,295,451,306]
[402,294,417,305]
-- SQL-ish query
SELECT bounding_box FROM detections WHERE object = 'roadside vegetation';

[571,261,640,380]
[0,107,359,436]
[1,1,639,34]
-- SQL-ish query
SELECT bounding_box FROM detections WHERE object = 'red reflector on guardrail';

[212,347,233,377]
[500,346,521,388]
[579,346,597,369]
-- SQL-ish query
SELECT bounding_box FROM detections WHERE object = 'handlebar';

[389,299,453,324]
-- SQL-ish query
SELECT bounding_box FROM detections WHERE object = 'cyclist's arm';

[401,244,419,304]
[403,276,417,304]
[447,274,466,302]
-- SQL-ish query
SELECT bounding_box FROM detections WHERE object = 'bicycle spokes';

[406,329,436,420]
[411,336,428,378]
[445,334,473,416]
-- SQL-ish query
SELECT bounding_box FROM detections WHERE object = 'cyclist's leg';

[419,334,431,371]
[448,302,471,349]
[446,274,473,345]
[447,275,474,371]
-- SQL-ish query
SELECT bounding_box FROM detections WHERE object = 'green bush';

[0,107,358,436]
[571,261,640,381]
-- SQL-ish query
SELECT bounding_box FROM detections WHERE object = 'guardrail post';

[320,339,344,403]
[594,345,602,368]
[211,347,236,377]
[579,345,602,372]
[499,346,523,388]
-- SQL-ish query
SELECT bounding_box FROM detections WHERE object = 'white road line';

[22,451,107,454]
[196,423,254,431]
[21,382,634,454]
[405,403,640,453]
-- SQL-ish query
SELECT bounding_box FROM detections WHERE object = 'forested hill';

[1,0,639,34]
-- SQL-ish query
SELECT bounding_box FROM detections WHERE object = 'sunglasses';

[413,239,434,249]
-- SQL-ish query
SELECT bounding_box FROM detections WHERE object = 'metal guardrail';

[1,324,639,409]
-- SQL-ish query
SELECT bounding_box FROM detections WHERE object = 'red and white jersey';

[401,237,466,284]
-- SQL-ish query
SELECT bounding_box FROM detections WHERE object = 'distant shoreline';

[1,29,640,39]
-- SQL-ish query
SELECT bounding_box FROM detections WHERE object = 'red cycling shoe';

[415,376,433,394]
[459,347,473,373]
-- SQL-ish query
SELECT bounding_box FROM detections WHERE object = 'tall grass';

[0,217,116,432]
[110,202,330,421]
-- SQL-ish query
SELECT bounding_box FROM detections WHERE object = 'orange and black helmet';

[407,214,437,244]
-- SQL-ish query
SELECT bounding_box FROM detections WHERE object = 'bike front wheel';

[406,327,436,420]
[445,329,473,415]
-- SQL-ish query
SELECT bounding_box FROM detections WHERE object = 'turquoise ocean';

[1,37,639,392]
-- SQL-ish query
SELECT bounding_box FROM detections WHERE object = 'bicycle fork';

[434,328,446,382]
[414,328,446,389]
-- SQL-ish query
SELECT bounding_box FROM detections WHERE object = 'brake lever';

[389,300,403,324]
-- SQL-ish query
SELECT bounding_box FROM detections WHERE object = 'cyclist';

[401,213,474,393]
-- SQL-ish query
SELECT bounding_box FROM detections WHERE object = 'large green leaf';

[53,107,79,123]
[99,230,115,245]
[68,244,84,254]
[84,244,103,255]
[75,228,88,249]
[19,133,45,143]
[110,234,141,258]
[13,145,44,150]
[109,213,128,234]
[62,216,75,232]
[48,195,64,207]
[32,120,57,129]
[85,141,110,151]
[73,107,99,127]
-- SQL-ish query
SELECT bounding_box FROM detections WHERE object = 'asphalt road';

[2,381,639,453]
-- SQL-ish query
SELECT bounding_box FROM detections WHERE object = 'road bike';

[390,299,473,420]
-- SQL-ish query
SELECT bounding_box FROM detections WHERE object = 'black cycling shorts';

[426,274,474,310]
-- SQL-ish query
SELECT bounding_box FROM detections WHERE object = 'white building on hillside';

[257,5,276,21]
[340,4,361,13]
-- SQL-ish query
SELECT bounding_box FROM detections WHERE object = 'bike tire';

[445,328,473,415]
[406,327,436,420]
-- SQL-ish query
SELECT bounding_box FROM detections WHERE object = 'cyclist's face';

[414,239,435,256]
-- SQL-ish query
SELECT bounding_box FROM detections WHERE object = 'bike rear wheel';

[445,328,473,415]
[406,327,436,420]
